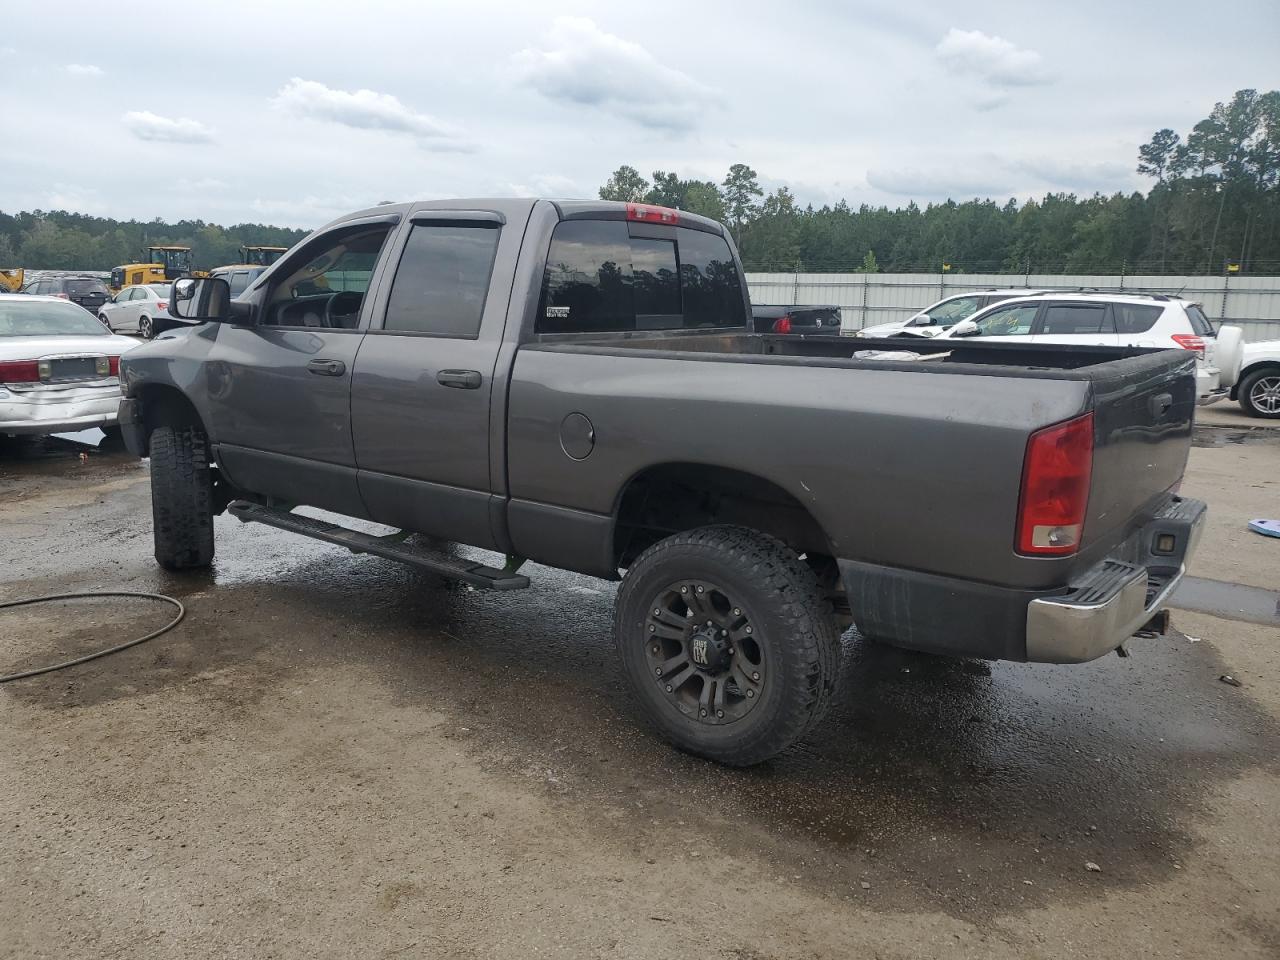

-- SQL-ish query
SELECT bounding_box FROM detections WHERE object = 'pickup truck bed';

[118,197,1205,766]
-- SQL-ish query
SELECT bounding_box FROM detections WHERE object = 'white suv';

[857,288,1051,338]
[938,293,1243,401]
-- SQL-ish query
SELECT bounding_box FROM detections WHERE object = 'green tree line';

[0,210,308,273]
[600,89,1280,275]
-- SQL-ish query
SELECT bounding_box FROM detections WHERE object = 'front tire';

[150,425,214,570]
[1238,368,1280,419]
[614,525,839,766]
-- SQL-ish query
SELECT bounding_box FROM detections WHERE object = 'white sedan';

[98,283,171,340]
[0,294,138,436]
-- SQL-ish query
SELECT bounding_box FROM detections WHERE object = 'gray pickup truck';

[117,199,1205,765]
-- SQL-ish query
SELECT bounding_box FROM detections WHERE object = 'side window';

[1040,302,1111,335]
[264,226,393,328]
[972,303,1038,337]
[1112,303,1163,335]
[927,296,980,324]
[677,227,746,329]
[382,223,501,337]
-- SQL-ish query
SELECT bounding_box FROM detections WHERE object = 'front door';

[351,210,511,548]
[206,220,398,517]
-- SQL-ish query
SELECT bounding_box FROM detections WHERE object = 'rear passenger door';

[350,210,511,549]
[1032,300,1117,347]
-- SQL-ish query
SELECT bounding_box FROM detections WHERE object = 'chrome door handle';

[437,369,482,389]
[306,359,346,377]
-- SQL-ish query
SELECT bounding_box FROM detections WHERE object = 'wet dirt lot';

[2,416,1279,959]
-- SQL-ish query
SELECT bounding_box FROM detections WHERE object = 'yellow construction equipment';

[0,268,24,293]
[109,246,206,294]
[240,245,287,267]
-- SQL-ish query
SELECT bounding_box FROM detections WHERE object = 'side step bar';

[228,500,531,591]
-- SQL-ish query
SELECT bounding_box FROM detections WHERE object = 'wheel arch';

[1236,361,1280,409]
[136,383,208,456]
[611,462,836,571]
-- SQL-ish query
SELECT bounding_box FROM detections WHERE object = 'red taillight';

[0,360,41,383]
[1016,412,1094,556]
[1170,334,1205,357]
[108,356,120,376]
[156,301,167,311]
[53,293,69,300]
[626,202,679,225]
[772,316,793,334]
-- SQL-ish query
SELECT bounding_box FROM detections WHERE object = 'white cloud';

[271,77,467,150]
[122,110,214,143]
[65,63,103,77]
[513,17,719,131]
[499,173,584,198]
[867,164,1015,198]
[935,28,1051,89]
[174,177,229,192]
[47,184,105,213]
[868,153,1136,199]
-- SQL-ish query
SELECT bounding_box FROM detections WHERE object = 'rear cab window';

[381,222,501,338]
[538,220,746,334]
[1112,303,1164,334]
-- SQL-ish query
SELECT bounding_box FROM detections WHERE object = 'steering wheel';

[324,291,364,328]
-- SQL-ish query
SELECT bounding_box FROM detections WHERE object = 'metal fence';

[745,272,1280,343]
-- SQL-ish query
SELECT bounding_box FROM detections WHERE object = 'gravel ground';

[1,419,1277,959]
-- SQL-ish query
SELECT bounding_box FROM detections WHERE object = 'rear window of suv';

[65,279,108,297]
[538,221,745,334]
[1184,304,1215,336]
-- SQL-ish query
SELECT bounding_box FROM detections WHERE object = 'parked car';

[751,304,842,334]
[118,199,1204,766]
[98,283,171,339]
[209,264,269,298]
[0,294,135,436]
[20,275,111,316]
[931,292,1242,402]
[856,288,1051,338]
[1231,339,1280,419]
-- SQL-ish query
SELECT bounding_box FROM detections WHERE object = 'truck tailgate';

[1077,349,1198,564]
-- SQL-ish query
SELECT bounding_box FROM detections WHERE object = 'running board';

[228,500,531,590]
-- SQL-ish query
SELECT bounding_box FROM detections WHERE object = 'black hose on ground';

[0,591,185,683]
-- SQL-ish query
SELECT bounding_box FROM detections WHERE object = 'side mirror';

[908,314,931,326]
[950,319,979,337]
[170,277,232,322]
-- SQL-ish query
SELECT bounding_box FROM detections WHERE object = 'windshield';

[0,299,109,337]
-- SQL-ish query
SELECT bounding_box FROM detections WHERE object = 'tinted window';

[66,279,108,297]
[540,220,635,334]
[926,296,980,323]
[631,237,679,323]
[1184,304,1214,336]
[678,227,745,328]
[1040,302,1111,335]
[1112,303,1164,334]
[972,303,1038,337]
[538,221,744,333]
[383,223,500,337]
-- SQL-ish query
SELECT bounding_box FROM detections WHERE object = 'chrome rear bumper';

[1025,498,1206,664]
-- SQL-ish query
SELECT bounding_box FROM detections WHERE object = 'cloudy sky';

[1,0,1277,228]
